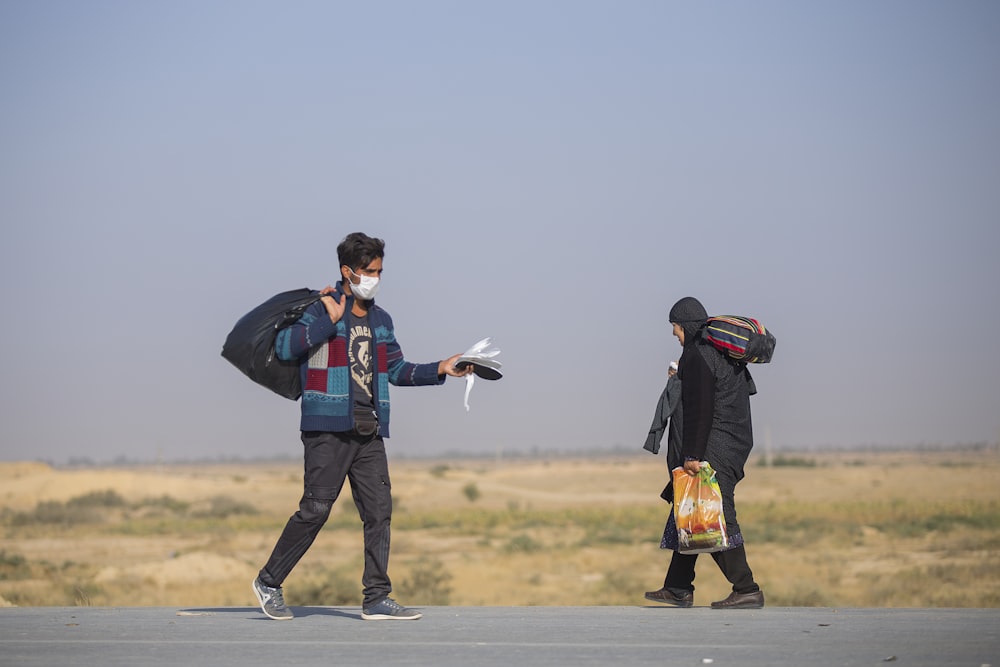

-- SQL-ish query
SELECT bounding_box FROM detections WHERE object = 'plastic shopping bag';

[672,463,729,554]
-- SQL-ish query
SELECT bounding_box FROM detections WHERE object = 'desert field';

[2,447,998,609]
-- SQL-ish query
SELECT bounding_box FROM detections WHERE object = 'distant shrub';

[192,495,259,519]
[878,503,1000,537]
[295,568,359,606]
[11,500,103,527]
[36,501,71,524]
[595,569,644,604]
[6,489,132,528]
[0,550,31,581]
[503,534,542,553]
[429,465,450,478]
[0,551,26,568]
[72,490,127,508]
[69,581,104,607]
[398,557,453,605]
[577,525,636,547]
[136,495,190,513]
[763,455,817,468]
[462,483,481,503]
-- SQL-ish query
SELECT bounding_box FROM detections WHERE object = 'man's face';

[342,257,384,286]
[672,322,685,346]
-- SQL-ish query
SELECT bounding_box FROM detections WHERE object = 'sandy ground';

[2,448,999,608]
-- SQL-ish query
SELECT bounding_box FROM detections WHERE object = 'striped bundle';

[702,316,776,364]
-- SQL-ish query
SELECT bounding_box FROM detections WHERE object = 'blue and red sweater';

[274,282,444,436]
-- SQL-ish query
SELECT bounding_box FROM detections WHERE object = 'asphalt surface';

[1,605,997,667]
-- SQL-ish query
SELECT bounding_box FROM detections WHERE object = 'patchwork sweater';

[275,283,444,436]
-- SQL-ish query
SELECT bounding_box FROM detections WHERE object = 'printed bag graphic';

[672,463,729,554]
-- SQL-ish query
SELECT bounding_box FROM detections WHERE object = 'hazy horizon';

[16,439,1000,469]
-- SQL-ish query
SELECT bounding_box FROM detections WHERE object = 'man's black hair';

[337,232,386,270]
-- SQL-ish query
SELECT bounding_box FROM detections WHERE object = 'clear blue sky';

[2,1,998,463]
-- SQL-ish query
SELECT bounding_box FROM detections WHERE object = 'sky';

[1,1,998,464]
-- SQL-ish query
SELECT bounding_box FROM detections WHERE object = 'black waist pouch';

[353,409,379,436]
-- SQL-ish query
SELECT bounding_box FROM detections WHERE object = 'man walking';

[252,232,471,621]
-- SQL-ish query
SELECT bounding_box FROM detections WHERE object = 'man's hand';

[439,353,473,378]
[319,285,346,325]
[683,459,702,476]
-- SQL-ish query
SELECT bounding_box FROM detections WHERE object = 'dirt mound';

[94,552,255,588]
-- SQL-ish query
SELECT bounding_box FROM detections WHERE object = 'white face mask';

[348,268,380,301]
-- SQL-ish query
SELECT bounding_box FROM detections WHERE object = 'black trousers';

[258,430,393,606]
[663,545,759,595]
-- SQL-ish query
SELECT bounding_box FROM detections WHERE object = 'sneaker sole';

[251,581,294,621]
[710,603,764,609]
[361,612,423,621]
[644,594,693,608]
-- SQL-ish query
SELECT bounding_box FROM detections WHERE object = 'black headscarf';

[669,296,708,344]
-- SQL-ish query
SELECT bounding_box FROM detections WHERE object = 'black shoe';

[711,590,764,609]
[644,587,694,607]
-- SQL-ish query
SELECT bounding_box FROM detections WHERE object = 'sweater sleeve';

[680,346,715,461]
[274,301,338,361]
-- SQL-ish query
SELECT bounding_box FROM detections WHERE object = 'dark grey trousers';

[258,430,393,606]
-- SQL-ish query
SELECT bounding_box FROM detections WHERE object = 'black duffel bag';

[221,288,322,400]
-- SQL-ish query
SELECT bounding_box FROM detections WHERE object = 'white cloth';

[456,337,502,411]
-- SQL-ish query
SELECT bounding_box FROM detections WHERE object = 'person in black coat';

[644,296,765,609]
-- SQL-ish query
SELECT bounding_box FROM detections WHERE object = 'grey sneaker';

[252,577,293,620]
[361,597,422,621]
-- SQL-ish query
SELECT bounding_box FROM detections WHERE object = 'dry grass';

[1,448,998,608]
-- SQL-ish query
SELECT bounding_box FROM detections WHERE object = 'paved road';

[1,606,997,667]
